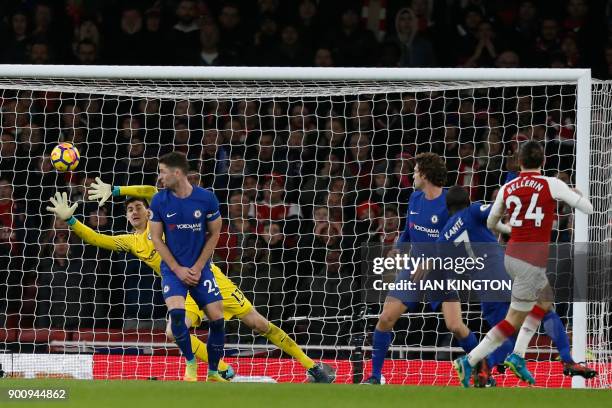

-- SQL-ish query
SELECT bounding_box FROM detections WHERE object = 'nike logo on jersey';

[166,213,177,218]
[410,211,419,215]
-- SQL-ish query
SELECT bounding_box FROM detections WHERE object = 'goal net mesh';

[0,74,609,387]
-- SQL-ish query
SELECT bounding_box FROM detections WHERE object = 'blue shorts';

[387,268,459,313]
[161,263,222,308]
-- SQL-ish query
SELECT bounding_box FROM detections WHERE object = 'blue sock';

[542,311,572,363]
[457,331,478,353]
[487,337,515,367]
[207,318,225,372]
[169,309,194,361]
[371,329,392,380]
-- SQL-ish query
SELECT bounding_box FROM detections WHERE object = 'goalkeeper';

[46,179,334,383]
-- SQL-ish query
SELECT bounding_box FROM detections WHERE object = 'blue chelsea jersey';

[438,202,497,245]
[149,186,221,271]
[398,189,449,244]
[436,202,506,271]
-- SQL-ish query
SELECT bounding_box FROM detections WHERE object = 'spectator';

[456,141,482,200]
[369,164,400,206]
[142,8,165,65]
[242,175,258,203]
[109,7,146,64]
[453,6,483,65]
[33,2,69,59]
[218,2,246,60]
[502,1,539,57]
[195,23,233,66]
[297,0,322,51]
[533,18,562,66]
[560,34,581,67]
[169,0,200,65]
[252,14,279,65]
[389,8,436,67]
[313,47,334,67]
[251,174,300,227]
[273,24,309,66]
[3,9,30,63]
[246,133,286,175]
[327,6,378,66]
[35,235,95,329]
[462,21,498,67]
[495,50,520,68]
[75,40,98,65]
[29,41,50,64]
[73,18,100,56]
[0,176,23,258]
[0,134,17,174]
[371,206,401,246]
[346,132,374,190]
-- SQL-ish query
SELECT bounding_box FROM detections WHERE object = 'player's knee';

[377,312,398,331]
[445,320,467,337]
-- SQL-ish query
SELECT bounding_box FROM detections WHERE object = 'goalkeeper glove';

[88,177,113,207]
[46,191,78,221]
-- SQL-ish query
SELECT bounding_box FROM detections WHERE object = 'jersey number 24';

[505,193,544,227]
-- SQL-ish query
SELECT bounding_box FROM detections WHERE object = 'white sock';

[467,320,515,367]
[514,306,546,358]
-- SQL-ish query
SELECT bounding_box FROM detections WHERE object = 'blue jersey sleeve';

[504,171,518,184]
[205,191,221,222]
[469,202,492,224]
[149,192,163,223]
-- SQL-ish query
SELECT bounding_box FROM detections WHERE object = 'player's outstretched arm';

[46,191,130,252]
[548,178,594,215]
[88,177,158,206]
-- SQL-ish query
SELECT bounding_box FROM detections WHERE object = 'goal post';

[0,65,608,387]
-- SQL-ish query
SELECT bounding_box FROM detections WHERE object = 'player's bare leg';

[203,300,228,382]
[441,301,470,339]
[364,297,408,384]
[165,296,199,382]
[240,308,335,383]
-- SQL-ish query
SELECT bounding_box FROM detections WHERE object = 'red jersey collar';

[519,171,542,177]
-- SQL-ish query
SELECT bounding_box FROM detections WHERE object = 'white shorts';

[504,255,550,312]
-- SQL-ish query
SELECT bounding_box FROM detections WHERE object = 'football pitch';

[0,379,611,408]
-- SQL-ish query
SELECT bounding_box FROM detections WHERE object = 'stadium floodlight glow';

[0,65,608,389]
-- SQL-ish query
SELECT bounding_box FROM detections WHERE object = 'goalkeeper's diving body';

[47,177,333,382]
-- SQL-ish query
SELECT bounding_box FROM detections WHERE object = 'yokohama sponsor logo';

[176,223,202,231]
[412,224,439,238]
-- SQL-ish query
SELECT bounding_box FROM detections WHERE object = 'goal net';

[0,67,609,387]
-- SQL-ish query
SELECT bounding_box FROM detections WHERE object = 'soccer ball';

[50,142,80,172]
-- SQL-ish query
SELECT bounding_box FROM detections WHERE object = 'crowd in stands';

[0,0,609,76]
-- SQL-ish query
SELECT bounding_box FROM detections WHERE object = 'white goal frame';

[0,65,593,388]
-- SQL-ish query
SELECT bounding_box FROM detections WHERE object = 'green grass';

[0,379,610,408]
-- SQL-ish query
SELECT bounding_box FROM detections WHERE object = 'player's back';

[502,172,555,244]
[439,202,500,259]
[494,171,593,266]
